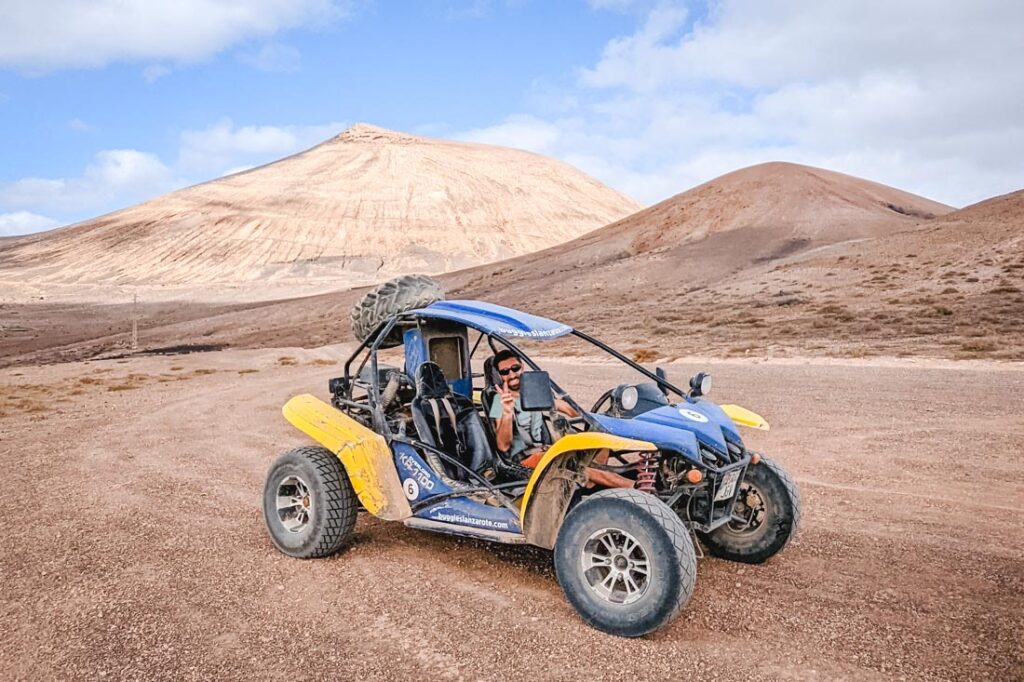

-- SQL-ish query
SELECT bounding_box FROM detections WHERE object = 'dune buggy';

[263,291,800,637]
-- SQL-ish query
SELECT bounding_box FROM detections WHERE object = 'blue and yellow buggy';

[263,295,800,637]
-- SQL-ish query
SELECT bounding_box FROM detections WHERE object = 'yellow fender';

[519,432,657,547]
[282,394,411,521]
[720,404,770,431]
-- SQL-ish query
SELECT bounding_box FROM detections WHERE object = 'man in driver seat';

[489,350,634,488]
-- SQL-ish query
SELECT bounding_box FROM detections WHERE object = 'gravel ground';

[1,348,1022,681]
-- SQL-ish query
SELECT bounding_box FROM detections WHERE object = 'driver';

[489,350,634,488]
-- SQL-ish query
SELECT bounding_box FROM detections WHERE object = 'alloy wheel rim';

[581,528,650,605]
[276,475,313,533]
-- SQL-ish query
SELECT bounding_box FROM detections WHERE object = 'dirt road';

[1,349,1022,681]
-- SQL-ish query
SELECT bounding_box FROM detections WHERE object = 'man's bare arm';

[494,384,516,452]
[555,397,579,418]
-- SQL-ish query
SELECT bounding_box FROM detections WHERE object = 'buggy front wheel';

[696,455,801,564]
[554,489,697,637]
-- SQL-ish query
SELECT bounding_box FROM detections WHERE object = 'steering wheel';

[590,389,614,414]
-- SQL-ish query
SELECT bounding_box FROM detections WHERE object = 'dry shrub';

[193,369,217,375]
[238,369,260,374]
[960,339,996,352]
[631,348,658,363]
[308,359,336,366]
[107,384,140,392]
[277,356,297,366]
[170,366,184,371]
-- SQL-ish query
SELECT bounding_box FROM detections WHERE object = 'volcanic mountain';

[441,165,1024,360]
[0,124,640,292]
[445,162,953,298]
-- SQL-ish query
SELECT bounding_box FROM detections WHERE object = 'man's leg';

[521,447,635,489]
[585,447,634,489]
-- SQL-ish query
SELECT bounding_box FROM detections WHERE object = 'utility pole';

[130,293,138,350]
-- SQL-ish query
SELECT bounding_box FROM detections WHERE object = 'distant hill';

[0,124,640,291]
[7,164,1021,366]
[441,164,1021,361]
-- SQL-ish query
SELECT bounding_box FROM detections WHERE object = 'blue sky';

[1,1,1022,235]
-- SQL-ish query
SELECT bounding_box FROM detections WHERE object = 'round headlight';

[620,385,639,411]
[700,374,712,396]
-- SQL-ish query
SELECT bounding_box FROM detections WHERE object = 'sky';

[1,0,1022,236]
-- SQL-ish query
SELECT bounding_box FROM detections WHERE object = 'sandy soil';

[2,349,1021,681]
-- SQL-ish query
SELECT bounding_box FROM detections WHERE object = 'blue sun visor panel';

[403,328,428,379]
[410,300,572,340]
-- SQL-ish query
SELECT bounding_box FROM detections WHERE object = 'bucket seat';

[410,362,492,480]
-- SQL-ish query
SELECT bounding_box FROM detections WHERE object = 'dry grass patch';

[631,348,658,363]
[107,384,141,392]
[960,339,996,352]
[277,356,297,366]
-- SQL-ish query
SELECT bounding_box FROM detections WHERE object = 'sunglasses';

[497,364,523,376]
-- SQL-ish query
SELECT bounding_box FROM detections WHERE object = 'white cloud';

[178,118,347,175]
[68,118,94,132]
[237,42,302,72]
[459,115,563,155]
[0,211,60,236]
[142,65,172,83]
[463,0,1024,207]
[0,149,178,214]
[0,0,350,72]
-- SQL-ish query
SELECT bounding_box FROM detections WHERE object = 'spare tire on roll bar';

[350,274,445,348]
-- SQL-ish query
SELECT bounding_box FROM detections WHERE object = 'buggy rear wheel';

[554,489,696,637]
[262,446,358,559]
[696,455,800,564]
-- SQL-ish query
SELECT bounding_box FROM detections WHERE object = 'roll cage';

[334,309,691,435]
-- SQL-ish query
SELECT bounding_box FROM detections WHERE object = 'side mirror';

[519,371,555,411]
[655,366,669,396]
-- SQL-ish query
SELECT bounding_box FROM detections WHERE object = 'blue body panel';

[393,442,452,503]
[392,443,522,533]
[591,399,742,463]
[416,497,521,533]
[412,300,572,340]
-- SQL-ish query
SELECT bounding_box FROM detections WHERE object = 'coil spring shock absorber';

[635,451,660,492]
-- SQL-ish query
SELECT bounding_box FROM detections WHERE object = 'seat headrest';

[415,362,450,399]
[483,356,497,390]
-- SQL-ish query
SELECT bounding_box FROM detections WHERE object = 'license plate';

[715,470,741,501]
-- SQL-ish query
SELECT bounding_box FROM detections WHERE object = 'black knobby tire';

[697,455,801,564]
[554,489,697,637]
[262,446,358,559]
[350,274,445,347]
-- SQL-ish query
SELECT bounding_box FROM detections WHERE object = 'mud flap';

[282,394,411,521]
